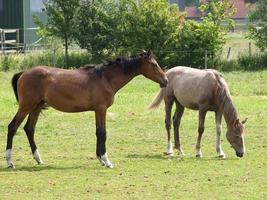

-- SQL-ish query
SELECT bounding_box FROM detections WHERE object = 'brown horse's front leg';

[95,108,113,168]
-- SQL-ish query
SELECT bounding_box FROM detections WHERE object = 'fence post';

[227,47,231,60]
[0,29,3,54]
[3,30,5,54]
[53,48,56,67]
[205,50,208,69]
[16,29,20,53]
[249,42,251,57]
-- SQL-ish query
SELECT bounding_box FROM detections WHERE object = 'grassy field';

[222,32,259,60]
[0,70,266,199]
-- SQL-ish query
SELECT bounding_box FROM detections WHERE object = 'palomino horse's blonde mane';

[214,72,238,126]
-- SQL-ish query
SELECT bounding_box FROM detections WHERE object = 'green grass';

[223,32,259,60]
[0,70,267,199]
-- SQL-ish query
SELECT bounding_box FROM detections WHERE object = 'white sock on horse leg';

[166,141,173,155]
[33,149,44,164]
[97,153,113,168]
[6,149,15,168]
[196,148,203,158]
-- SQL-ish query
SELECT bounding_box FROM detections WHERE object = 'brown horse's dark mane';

[80,52,154,77]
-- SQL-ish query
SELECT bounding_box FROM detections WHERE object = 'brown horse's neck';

[104,67,140,93]
[216,86,238,130]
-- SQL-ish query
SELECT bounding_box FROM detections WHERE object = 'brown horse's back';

[16,66,113,112]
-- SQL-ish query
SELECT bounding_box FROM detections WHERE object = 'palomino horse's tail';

[147,89,164,110]
[11,71,23,102]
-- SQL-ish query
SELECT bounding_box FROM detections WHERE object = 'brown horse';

[6,51,168,168]
[148,66,247,158]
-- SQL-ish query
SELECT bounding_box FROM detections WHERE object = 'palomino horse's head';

[139,51,168,87]
[226,118,247,157]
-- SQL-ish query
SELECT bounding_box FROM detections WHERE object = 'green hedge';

[238,53,267,70]
[0,51,92,71]
[1,51,267,72]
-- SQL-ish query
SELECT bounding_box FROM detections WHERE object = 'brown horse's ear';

[147,50,152,58]
[241,118,248,124]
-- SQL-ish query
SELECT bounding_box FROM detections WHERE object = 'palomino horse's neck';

[104,67,140,93]
[216,85,238,129]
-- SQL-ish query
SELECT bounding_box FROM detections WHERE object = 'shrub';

[238,53,267,70]
[0,51,92,71]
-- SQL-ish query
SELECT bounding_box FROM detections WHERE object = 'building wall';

[23,0,47,44]
[0,0,24,43]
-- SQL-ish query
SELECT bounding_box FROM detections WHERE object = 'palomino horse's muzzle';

[236,151,244,157]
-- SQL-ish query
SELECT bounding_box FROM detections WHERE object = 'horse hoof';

[196,154,202,158]
[106,163,114,169]
[38,160,44,165]
[164,151,174,156]
[7,163,15,169]
[218,154,226,159]
[178,151,185,156]
[97,157,105,166]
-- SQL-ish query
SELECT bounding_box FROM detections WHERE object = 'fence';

[0,29,263,70]
[0,29,24,54]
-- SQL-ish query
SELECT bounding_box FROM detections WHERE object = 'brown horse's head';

[139,51,168,87]
[226,118,247,157]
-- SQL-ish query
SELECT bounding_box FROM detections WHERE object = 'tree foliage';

[176,0,235,68]
[248,0,267,50]
[122,0,182,65]
[34,0,79,66]
[74,0,119,60]
[35,0,236,68]
[74,0,182,64]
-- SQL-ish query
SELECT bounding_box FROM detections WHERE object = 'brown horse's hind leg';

[164,95,174,155]
[173,100,185,155]
[95,108,113,168]
[6,109,29,168]
[195,108,207,158]
[24,105,44,165]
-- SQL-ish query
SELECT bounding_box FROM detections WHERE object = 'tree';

[74,0,183,65]
[248,0,267,50]
[74,0,128,60]
[35,0,79,66]
[117,0,183,65]
[176,0,236,68]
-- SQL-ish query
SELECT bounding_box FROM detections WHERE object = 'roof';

[185,0,249,19]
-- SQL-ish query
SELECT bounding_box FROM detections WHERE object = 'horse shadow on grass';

[126,153,238,163]
[0,164,87,172]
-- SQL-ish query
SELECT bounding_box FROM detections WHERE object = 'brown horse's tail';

[11,71,23,102]
[147,88,164,110]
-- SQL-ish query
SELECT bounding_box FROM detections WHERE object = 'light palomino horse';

[148,66,247,158]
[6,51,168,168]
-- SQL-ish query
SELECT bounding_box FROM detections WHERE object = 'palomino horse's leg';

[164,96,174,155]
[24,105,44,164]
[95,108,113,168]
[195,109,207,158]
[215,111,225,158]
[173,101,185,155]
[6,109,29,168]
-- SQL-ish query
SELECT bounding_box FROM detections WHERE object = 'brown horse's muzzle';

[160,78,168,88]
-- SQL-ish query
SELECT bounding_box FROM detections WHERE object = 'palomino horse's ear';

[232,119,239,127]
[141,49,146,53]
[241,118,248,124]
